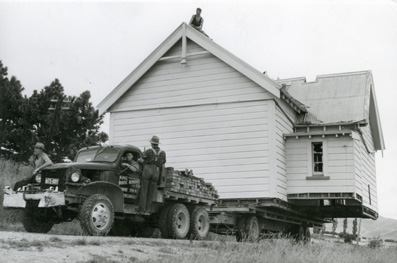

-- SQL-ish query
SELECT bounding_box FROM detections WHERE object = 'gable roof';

[277,71,385,151]
[97,22,281,115]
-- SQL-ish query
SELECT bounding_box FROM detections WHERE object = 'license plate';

[45,178,59,185]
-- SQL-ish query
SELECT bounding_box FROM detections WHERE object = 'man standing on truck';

[137,136,166,213]
[13,142,53,191]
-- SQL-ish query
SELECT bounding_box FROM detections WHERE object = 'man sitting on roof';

[189,8,209,37]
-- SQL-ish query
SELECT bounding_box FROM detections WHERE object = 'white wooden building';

[98,23,384,219]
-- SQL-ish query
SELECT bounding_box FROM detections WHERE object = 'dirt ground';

[0,231,201,263]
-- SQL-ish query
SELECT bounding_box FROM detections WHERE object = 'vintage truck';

[3,145,218,240]
[3,144,325,242]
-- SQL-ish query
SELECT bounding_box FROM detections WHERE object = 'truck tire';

[188,206,210,240]
[22,206,54,233]
[79,194,114,236]
[236,216,247,242]
[167,203,190,239]
[159,205,172,238]
[245,216,260,242]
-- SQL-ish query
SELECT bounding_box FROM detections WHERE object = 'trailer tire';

[188,206,210,240]
[159,205,172,238]
[79,194,114,236]
[245,216,261,242]
[167,203,190,239]
[236,216,247,242]
[297,225,304,241]
[22,205,54,233]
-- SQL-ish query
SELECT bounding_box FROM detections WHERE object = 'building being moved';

[98,22,384,220]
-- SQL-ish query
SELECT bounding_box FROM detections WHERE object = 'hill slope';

[326,216,397,240]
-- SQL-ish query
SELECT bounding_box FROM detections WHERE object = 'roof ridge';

[316,70,371,79]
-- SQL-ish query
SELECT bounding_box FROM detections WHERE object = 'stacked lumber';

[164,167,219,201]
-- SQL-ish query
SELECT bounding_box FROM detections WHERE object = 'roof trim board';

[97,22,281,115]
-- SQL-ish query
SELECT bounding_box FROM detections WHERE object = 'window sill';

[306,176,330,180]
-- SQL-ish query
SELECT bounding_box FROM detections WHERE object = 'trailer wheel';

[245,216,261,242]
[236,216,247,242]
[297,225,305,241]
[188,206,210,240]
[22,204,54,233]
[79,194,114,236]
[167,203,190,239]
[159,205,172,238]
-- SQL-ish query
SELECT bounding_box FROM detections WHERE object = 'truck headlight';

[71,172,81,182]
[35,174,42,183]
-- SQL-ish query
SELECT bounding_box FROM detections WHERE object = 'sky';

[1,0,397,219]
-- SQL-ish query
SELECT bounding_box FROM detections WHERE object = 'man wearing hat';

[13,142,53,191]
[137,136,166,213]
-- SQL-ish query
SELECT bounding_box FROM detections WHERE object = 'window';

[312,142,323,174]
[306,140,329,180]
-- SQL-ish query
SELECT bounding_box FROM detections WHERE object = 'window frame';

[306,139,329,180]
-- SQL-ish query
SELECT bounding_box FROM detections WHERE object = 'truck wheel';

[109,219,132,236]
[236,216,247,242]
[159,205,172,238]
[167,203,190,239]
[22,206,54,233]
[245,216,261,242]
[188,206,210,240]
[79,194,114,236]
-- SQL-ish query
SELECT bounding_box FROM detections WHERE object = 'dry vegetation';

[1,159,397,263]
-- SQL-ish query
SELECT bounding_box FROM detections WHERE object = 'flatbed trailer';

[208,198,328,241]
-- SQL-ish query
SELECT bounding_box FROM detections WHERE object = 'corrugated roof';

[277,71,371,125]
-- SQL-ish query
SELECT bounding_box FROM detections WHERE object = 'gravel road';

[0,231,199,263]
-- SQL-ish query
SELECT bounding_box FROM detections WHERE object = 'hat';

[149,136,160,145]
[33,142,45,150]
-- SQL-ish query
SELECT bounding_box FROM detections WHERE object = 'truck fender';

[73,182,124,213]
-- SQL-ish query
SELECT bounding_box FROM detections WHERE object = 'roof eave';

[97,22,282,115]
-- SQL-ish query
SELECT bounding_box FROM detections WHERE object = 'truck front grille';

[41,169,66,191]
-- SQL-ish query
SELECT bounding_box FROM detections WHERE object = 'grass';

[0,158,33,223]
[154,238,397,263]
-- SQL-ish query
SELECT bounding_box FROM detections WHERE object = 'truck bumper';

[3,187,65,208]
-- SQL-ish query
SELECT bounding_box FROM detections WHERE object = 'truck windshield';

[75,147,120,163]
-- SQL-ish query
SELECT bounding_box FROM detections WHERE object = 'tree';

[0,61,108,162]
[27,80,107,162]
[352,218,358,237]
[343,218,348,234]
[332,219,338,236]
[0,61,31,157]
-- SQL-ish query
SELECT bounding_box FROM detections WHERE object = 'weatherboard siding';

[110,101,272,199]
[110,39,273,112]
[354,137,377,211]
[274,104,294,201]
[286,136,356,194]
